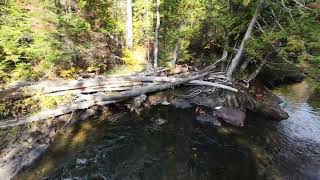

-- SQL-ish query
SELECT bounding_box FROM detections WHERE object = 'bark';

[240,58,250,72]
[0,143,49,180]
[87,72,210,102]
[247,52,271,82]
[172,40,180,66]
[270,8,285,31]
[226,0,264,78]
[220,48,228,71]
[0,108,98,179]
[154,0,160,68]
[187,80,238,92]
[126,0,133,48]
[0,100,117,128]
[0,72,216,128]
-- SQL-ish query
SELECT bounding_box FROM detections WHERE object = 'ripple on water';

[272,80,320,178]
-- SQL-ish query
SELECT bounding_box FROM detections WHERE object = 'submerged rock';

[76,158,88,166]
[170,98,193,109]
[195,113,221,126]
[153,118,168,126]
[213,107,246,127]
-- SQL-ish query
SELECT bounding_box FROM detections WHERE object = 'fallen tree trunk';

[85,72,210,102]
[0,100,117,128]
[2,72,234,128]
[0,74,205,100]
[0,108,99,180]
[0,63,241,129]
[226,0,264,78]
[187,80,238,92]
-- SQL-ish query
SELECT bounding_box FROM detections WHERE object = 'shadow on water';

[16,106,259,180]
[16,79,320,180]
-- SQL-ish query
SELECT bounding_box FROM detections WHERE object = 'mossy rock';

[258,61,305,88]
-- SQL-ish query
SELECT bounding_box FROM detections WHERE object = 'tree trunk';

[220,44,228,71]
[172,39,179,66]
[247,52,271,82]
[154,0,160,68]
[126,0,133,48]
[226,0,264,78]
[0,72,214,128]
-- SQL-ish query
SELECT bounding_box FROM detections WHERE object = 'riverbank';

[0,71,289,179]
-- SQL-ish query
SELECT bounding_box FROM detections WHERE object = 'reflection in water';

[17,80,320,180]
[270,80,320,179]
[275,79,320,143]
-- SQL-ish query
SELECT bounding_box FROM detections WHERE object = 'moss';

[0,94,72,119]
[0,98,40,119]
[41,95,72,109]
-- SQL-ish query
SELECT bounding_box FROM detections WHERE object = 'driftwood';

[0,108,98,180]
[0,143,49,180]
[0,67,238,128]
[187,80,238,92]
[0,100,117,128]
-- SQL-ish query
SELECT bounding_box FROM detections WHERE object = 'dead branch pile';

[0,66,237,128]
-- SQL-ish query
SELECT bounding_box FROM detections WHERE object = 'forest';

[0,0,320,179]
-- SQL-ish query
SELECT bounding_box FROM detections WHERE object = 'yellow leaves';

[0,97,40,118]
[242,0,251,6]
[41,96,69,109]
[122,47,147,65]
[59,67,77,78]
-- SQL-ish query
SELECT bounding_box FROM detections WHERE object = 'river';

[16,79,320,180]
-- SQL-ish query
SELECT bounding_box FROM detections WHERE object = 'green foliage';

[58,13,91,35]
[246,1,320,68]
[0,98,40,118]
[1,0,319,84]
[0,0,64,83]
[77,0,124,35]
[41,95,70,109]
[132,0,154,45]
[122,47,146,65]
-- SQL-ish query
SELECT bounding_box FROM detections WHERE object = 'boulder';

[195,113,221,126]
[258,61,305,88]
[213,107,246,127]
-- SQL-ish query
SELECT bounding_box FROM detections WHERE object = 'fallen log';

[0,75,197,99]
[0,69,240,128]
[0,100,117,128]
[0,143,49,180]
[0,72,213,128]
[187,80,238,92]
[0,108,99,180]
[85,72,210,102]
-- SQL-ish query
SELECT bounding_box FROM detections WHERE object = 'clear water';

[16,80,320,180]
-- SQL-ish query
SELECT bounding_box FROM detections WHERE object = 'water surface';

[17,80,320,180]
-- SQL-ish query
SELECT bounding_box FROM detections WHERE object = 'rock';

[161,100,170,105]
[154,118,168,126]
[276,95,285,105]
[258,61,305,87]
[188,94,224,108]
[195,113,221,126]
[213,107,246,127]
[133,94,147,107]
[170,98,193,109]
[76,158,88,167]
